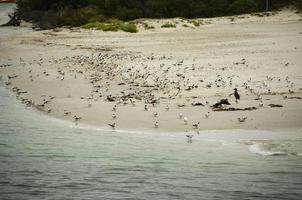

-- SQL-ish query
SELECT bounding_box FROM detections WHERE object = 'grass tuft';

[161,22,176,28]
[82,20,138,33]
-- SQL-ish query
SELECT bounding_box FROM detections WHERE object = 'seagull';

[193,122,200,129]
[259,101,263,107]
[234,88,240,103]
[108,122,116,129]
[205,112,210,119]
[144,104,149,111]
[238,117,247,123]
[64,111,71,116]
[153,112,158,117]
[130,99,136,106]
[74,115,81,121]
[154,121,159,128]
[112,113,117,119]
[186,134,193,143]
[112,105,117,111]
[184,117,188,125]
[179,113,183,119]
[165,105,170,111]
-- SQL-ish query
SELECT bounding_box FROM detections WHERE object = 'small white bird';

[238,117,247,123]
[205,112,210,119]
[112,105,117,112]
[179,113,183,119]
[153,112,158,117]
[184,117,188,125]
[165,105,170,111]
[130,99,136,106]
[259,101,263,107]
[154,121,159,128]
[112,113,117,119]
[144,104,149,111]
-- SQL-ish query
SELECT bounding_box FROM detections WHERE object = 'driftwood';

[287,97,302,100]
[213,107,257,112]
[1,12,21,27]
[211,99,231,108]
[106,95,116,102]
[268,104,283,108]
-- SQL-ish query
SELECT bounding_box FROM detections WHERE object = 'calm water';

[1,4,302,200]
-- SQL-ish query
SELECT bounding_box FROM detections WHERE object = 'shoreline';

[2,84,302,137]
[1,9,302,133]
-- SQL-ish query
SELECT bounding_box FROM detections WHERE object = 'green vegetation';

[142,23,155,30]
[161,23,176,28]
[82,20,138,33]
[228,0,258,15]
[15,0,302,29]
[189,20,202,27]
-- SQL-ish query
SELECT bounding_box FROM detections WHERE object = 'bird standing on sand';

[74,115,81,121]
[179,113,183,119]
[238,117,247,123]
[144,104,149,111]
[234,88,240,103]
[108,122,116,129]
[259,101,263,107]
[186,134,193,143]
[193,122,200,129]
[205,112,210,119]
[184,117,188,125]
[154,121,159,128]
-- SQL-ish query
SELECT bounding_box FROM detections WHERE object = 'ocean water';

[1,4,302,200]
[0,3,31,38]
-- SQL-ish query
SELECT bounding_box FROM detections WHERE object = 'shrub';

[189,20,202,27]
[161,22,176,28]
[228,0,258,15]
[82,20,138,33]
[142,22,155,30]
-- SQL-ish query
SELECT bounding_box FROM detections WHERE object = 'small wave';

[249,143,287,156]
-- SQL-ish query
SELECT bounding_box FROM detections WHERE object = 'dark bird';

[74,115,81,121]
[234,88,240,103]
[192,122,200,129]
[108,123,116,129]
[186,134,193,143]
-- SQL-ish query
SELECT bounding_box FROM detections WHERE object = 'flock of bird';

[1,51,298,143]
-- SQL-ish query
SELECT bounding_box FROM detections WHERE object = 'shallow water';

[0,3,32,38]
[1,84,302,200]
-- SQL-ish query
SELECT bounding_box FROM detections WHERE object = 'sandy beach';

[1,8,302,133]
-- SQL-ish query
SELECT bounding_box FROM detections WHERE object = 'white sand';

[1,9,302,133]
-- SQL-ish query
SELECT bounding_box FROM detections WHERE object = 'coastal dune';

[1,9,302,133]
